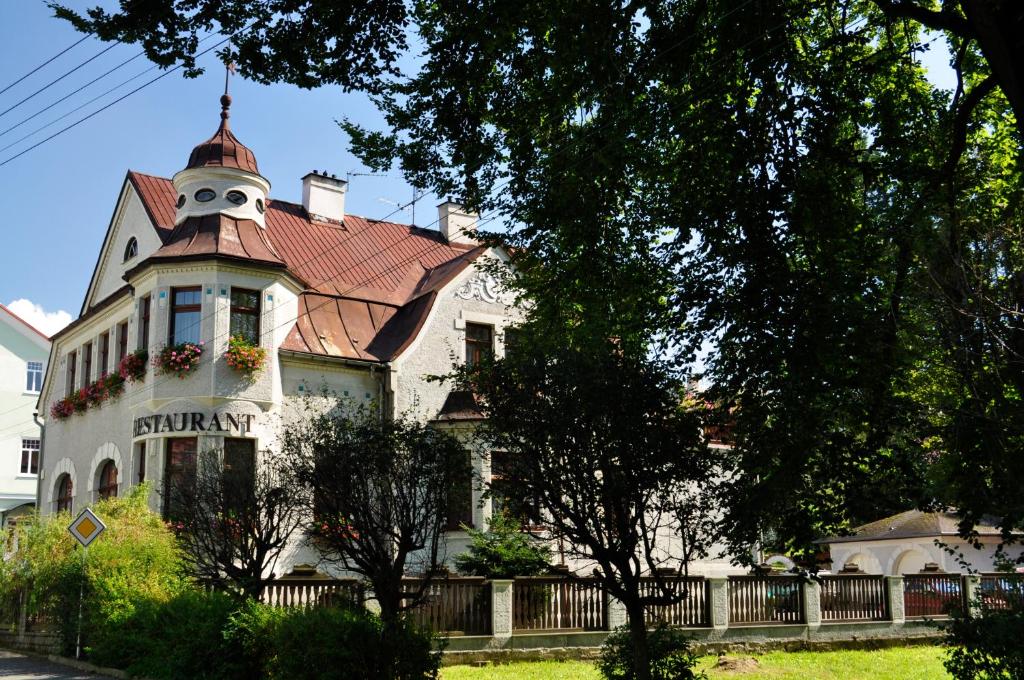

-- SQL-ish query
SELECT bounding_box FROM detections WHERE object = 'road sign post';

[68,508,106,659]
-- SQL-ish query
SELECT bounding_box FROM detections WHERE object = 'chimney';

[302,171,348,223]
[437,201,478,244]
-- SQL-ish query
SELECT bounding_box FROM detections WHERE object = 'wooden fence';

[641,577,710,627]
[727,576,804,625]
[979,573,1024,611]
[903,574,963,618]
[819,575,888,622]
[512,577,606,631]
[404,578,491,636]
[260,578,364,609]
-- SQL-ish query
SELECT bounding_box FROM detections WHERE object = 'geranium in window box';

[103,372,126,399]
[73,387,89,413]
[84,379,109,407]
[224,335,267,379]
[154,341,204,378]
[49,397,75,420]
[118,349,148,383]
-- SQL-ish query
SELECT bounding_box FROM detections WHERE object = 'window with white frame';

[26,361,43,392]
[20,439,40,476]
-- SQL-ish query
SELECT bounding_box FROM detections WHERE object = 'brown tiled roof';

[433,390,486,422]
[184,95,260,175]
[820,510,1020,544]
[130,174,487,362]
[127,171,176,242]
[146,213,286,268]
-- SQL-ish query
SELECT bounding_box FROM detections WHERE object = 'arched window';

[56,474,73,513]
[123,237,138,262]
[98,461,118,499]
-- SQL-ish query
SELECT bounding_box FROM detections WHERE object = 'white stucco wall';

[828,537,1024,575]
[89,184,167,306]
[0,313,49,525]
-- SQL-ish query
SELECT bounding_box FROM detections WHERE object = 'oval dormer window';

[255,198,265,214]
[123,237,138,262]
[176,194,186,208]
[194,188,216,202]
[226,190,247,206]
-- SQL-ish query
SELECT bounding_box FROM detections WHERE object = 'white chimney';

[302,171,348,223]
[437,201,478,244]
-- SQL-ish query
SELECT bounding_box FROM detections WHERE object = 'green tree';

[453,511,552,578]
[456,341,724,680]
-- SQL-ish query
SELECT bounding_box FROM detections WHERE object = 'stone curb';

[1,646,141,679]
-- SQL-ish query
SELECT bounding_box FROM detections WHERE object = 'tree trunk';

[625,598,652,680]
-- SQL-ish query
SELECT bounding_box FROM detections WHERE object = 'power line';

[0,42,120,119]
[0,34,92,97]
[0,28,250,168]
[0,50,146,140]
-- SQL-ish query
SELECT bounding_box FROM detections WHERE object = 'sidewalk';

[0,649,117,679]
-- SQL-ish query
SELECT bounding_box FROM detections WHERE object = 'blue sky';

[0,3,955,337]
[0,2,434,334]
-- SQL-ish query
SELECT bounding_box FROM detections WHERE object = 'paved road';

[0,650,117,679]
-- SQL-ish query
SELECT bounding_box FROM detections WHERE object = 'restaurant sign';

[133,412,256,437]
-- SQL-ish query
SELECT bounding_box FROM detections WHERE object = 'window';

[164,437,197,519]
[82,342,92,387]
[255,198,265,214]
[116,321,129,363]
[503,327,524,359]
[55,474,73,513]
[465,323,493,368]
[123,237,138,262]
[176,194,186,208]
[229,288,260,344]
[491,450,541,527]
[99,332,110,377]
[138,295,151,350]
[136,442,146,484]
[97,461,118,499]
[26,361,43,392]
[224,439,256,514]
[194,188,216,202]
[446,452,474,531]
[65,350,77,397]
[226,190,247,206]
[20,439,39,475]
[169,287,202,345]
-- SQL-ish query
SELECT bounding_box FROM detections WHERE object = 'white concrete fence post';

[802,578,822,630]
[491,579,514,639]
[605,592,628,630]
[963,574,981,618]
[885,575,905,624]
[708,577,729,630]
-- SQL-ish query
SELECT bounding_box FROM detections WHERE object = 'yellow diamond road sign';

[69,507,106,548]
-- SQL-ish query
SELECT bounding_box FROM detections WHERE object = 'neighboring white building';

[821,510,1024,575]
[0,303,50,529]
[37,93,739,577]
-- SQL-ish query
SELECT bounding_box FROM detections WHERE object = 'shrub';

[0,485,187,657]
[92,589,243,680]
[598,623,706,680]
[267,605,441,680]
[944,603,1024,679]
[453,510,552,578]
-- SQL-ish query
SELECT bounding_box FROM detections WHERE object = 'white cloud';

[5,298,72,337]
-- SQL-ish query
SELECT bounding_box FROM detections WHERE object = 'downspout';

[33,412,45,515]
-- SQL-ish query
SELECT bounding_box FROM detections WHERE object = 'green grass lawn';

[441,645,951,680]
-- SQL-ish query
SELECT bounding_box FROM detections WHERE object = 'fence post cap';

[884,574,904,581]
[490,578,515,585]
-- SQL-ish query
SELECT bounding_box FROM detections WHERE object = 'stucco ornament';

[453,273,501,304]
